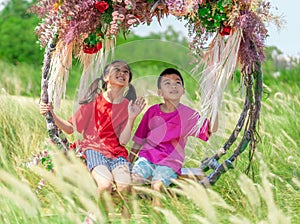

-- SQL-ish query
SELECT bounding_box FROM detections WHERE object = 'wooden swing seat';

[180,168,211,187]
[180,167,206,180]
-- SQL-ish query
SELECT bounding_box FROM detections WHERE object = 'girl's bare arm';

[119,97,146,146]
[40,103,74,134]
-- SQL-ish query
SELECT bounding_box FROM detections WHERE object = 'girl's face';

[104,62,131,87]
[157,74,185,101]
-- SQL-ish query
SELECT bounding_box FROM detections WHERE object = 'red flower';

[69,142,77,150]
[83,42,102,54]
[94,1,109,13]
[219,26,231,36]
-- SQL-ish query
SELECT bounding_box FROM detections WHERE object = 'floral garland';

[30,0,280,130]
[30,0,278,60]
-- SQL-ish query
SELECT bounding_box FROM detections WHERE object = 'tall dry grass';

[0,81,299,223]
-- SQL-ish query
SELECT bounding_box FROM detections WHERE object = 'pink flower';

[112,11,119,17]
[94,1,109,13]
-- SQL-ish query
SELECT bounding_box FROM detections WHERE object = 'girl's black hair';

[79,60,137,104]
[157,68,184,89]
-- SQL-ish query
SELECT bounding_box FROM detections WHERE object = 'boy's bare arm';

[209,113,219,133]
[128,143,142,163]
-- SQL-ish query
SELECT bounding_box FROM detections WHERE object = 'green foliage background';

[0,0,43,65]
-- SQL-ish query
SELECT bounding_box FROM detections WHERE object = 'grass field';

[0,59,299,223]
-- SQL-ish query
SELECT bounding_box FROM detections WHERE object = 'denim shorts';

[85,150,130,172]
[132,157,177,187]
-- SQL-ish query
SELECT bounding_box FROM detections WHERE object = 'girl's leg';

[91,165,115,219]
[112,164,131,218]
[112,164,131,193]
[91,165,114,195]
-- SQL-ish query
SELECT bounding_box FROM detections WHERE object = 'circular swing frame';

[40,38,262,186]
[35,0,273,186]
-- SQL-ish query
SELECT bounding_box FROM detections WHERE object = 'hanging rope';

[40,38,69,152]
[200,42,263,186]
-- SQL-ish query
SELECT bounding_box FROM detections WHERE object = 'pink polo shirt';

[133,104,210,174]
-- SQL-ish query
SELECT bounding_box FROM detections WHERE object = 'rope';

[200,43,263,186]
[40,39,69,152]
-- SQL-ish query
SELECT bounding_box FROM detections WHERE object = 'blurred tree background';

[0,0,43,65]
[0,0,193,98]
[0,0,188,66]
[0,0,298,98]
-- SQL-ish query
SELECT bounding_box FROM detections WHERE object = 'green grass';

[0,59,299,223]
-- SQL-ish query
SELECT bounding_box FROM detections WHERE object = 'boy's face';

[157,74,185,101]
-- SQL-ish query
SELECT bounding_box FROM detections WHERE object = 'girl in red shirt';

[40,60,145,197]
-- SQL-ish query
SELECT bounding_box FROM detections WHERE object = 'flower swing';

[32,0,279,186]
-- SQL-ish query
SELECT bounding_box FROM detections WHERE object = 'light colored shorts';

[85,150,130,172]
[132,157,177,187]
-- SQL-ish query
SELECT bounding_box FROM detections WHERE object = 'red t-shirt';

[68,94,129,159]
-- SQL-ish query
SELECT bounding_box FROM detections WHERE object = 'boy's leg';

[91,165,113,195]
[131,173,144,184]
[131,157,154,185]
[151,165,178,207]
[151,180,164,207]
[152,165,178,187]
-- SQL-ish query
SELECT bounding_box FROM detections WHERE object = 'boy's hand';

[128,96,146,119]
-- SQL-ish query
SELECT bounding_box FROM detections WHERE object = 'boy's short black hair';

[157,68,184,88]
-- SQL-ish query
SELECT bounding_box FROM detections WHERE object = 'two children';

[41,63,217,207]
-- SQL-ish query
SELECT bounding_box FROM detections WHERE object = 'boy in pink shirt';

[129,68,218,205]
